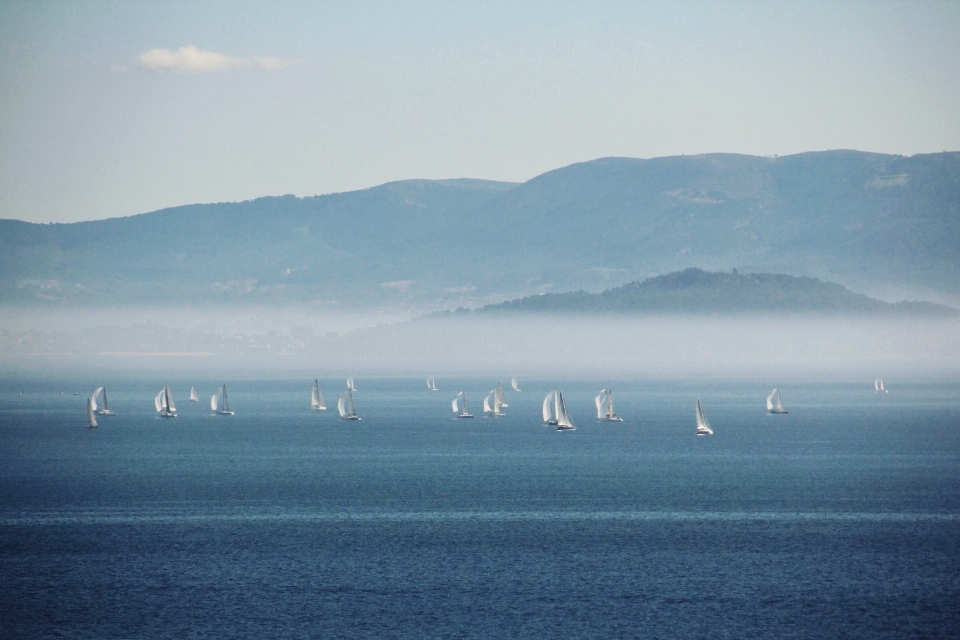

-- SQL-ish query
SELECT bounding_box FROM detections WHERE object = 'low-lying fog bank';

[2,308,958,379]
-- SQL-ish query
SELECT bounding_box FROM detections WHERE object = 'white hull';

[160,411,177,418]
[601,416,623,422]
[555,424,576,431]
[457,413,475,419]
[95,410,116,416]
[340,415,361,421]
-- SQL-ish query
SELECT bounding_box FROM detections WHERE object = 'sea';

[1,376,958,638]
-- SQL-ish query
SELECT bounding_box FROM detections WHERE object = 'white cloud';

[136,45,288,73]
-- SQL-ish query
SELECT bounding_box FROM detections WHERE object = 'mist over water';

[2,307,958,379]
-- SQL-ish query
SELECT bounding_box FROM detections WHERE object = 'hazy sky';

[1,1,958,223]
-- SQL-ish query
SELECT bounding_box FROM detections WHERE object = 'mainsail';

[347,376,356,391]
[312,380,326,410]
[511,377,521,392]
[190,386,199,402]
[696,399,712,435]
[87,397,98,428]
[554,389,575,431]
[338,388,360,420]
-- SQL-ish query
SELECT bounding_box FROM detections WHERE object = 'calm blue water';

[1,377,959,638]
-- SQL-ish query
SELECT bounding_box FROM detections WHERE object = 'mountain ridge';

[2,150,958,308]
[473,268,959,317]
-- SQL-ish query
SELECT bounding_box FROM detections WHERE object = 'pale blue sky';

[1,0,958,223]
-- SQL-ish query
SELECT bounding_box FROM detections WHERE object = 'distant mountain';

[478,269,959,316]
[2,150,959,307]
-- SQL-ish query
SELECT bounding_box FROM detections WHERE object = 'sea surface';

[1,377,958,638]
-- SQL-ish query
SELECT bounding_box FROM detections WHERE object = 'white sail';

[427,376,437,391]
[766,388,776,411]
[211,384,233,414]
[774,389,784,412]
[696,398,713,435]
[99,386,112,414]
[483,391,493,415]
[543,389,556,423]
[165,385,176,413]
[339,389,359,420]
[495,380,507,408]
[312,380,326,410]
[347,376,356,391]
[555,389,575,430]
[875,377,887,393]
[87,397,98,428]
[190,386,199,402]
[511,376,520,392]
[155,390,163,413]
[595,389,606,419]
[452,392,461,414]
[91,386,104,412]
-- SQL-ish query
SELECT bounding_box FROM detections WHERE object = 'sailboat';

[347,376,356,392]
[874,377,889,393]
[543,388,576,430]
[766,387,788,414]
[90,386,115,416]
[511,376,521,392]
[695,399,713,436]
[86,397,98,428]
[189,386,200,402]
[211,385,235,415]
[338,388,360,420]
[594,389,623,422]
[311,380,326,410]
[452,391,474,418]
[427,376,438,391]
[155,385,177,418]
[484,380,508,416]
